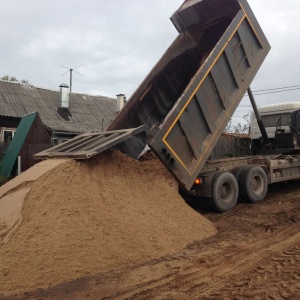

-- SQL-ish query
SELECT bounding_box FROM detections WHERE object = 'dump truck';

[36,0,300,212]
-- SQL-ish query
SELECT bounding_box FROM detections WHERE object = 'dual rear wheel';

[232,165,268,203]
[210,166,268,212]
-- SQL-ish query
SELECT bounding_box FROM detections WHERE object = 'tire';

[238,166,268,203]
[211,171,238,212]
[231,166,250,203]
[231,166,245,179]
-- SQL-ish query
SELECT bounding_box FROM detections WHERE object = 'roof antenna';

[60,64,84,93]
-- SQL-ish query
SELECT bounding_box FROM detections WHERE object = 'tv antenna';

[60,64,84,93]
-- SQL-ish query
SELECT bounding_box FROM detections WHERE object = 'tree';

[225,113,250,134]
[20,79,29,84]
[1,75,30,84]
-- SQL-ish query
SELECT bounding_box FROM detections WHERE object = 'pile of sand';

[0,151,216,295]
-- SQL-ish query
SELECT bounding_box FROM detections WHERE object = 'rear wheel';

[231,166,245,179]
[211,171,238,212]
[238,166,268,203]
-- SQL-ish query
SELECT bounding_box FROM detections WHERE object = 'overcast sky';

[1,0,300,122]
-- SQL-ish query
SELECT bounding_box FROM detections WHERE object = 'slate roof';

[0,80,117,133]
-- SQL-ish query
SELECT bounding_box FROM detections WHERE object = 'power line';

[244,85,300,97]
[231,85,300,121]
[253,84,300,93]
[252,87,300,96]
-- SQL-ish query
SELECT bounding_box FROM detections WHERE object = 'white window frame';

[1,129,15,142]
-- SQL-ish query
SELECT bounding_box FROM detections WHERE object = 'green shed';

[0,112,52,177]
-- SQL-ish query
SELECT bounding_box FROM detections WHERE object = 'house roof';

[0,80,117,133]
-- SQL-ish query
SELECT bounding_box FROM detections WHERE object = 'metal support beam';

[247,87,272,150]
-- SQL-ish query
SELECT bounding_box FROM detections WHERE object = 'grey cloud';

[1,0,299,111]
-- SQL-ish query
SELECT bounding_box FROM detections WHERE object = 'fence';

[209,133,251,160]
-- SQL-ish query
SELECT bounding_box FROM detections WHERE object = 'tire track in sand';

[105,222,300,300]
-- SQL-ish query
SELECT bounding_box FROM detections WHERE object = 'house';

[0,112,53,177]
[0,80,122,175]
[0,80,120,144]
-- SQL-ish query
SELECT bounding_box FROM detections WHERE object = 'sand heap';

[0,151,216,295]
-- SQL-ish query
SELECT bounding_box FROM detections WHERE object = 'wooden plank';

[34,126,147,159]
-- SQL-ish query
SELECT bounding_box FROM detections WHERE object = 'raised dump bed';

[36,0,270,191]
[110,0,270,189]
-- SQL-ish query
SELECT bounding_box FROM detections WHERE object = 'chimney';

[59,83,70,108]
[116,94,125,113]
[57,83,72,120]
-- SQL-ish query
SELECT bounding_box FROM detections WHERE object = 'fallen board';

[34,126,146,159]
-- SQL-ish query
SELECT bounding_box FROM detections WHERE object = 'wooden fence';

[209,133,251,160]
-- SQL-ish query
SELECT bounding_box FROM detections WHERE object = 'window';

[51,138,70,146]
[2,130,15,142]
[261,113,291,127]
[51,138,58,146]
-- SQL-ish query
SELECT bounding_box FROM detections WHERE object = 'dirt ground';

[1,179,299,300]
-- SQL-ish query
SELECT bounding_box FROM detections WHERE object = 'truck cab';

[250,102,300,154]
